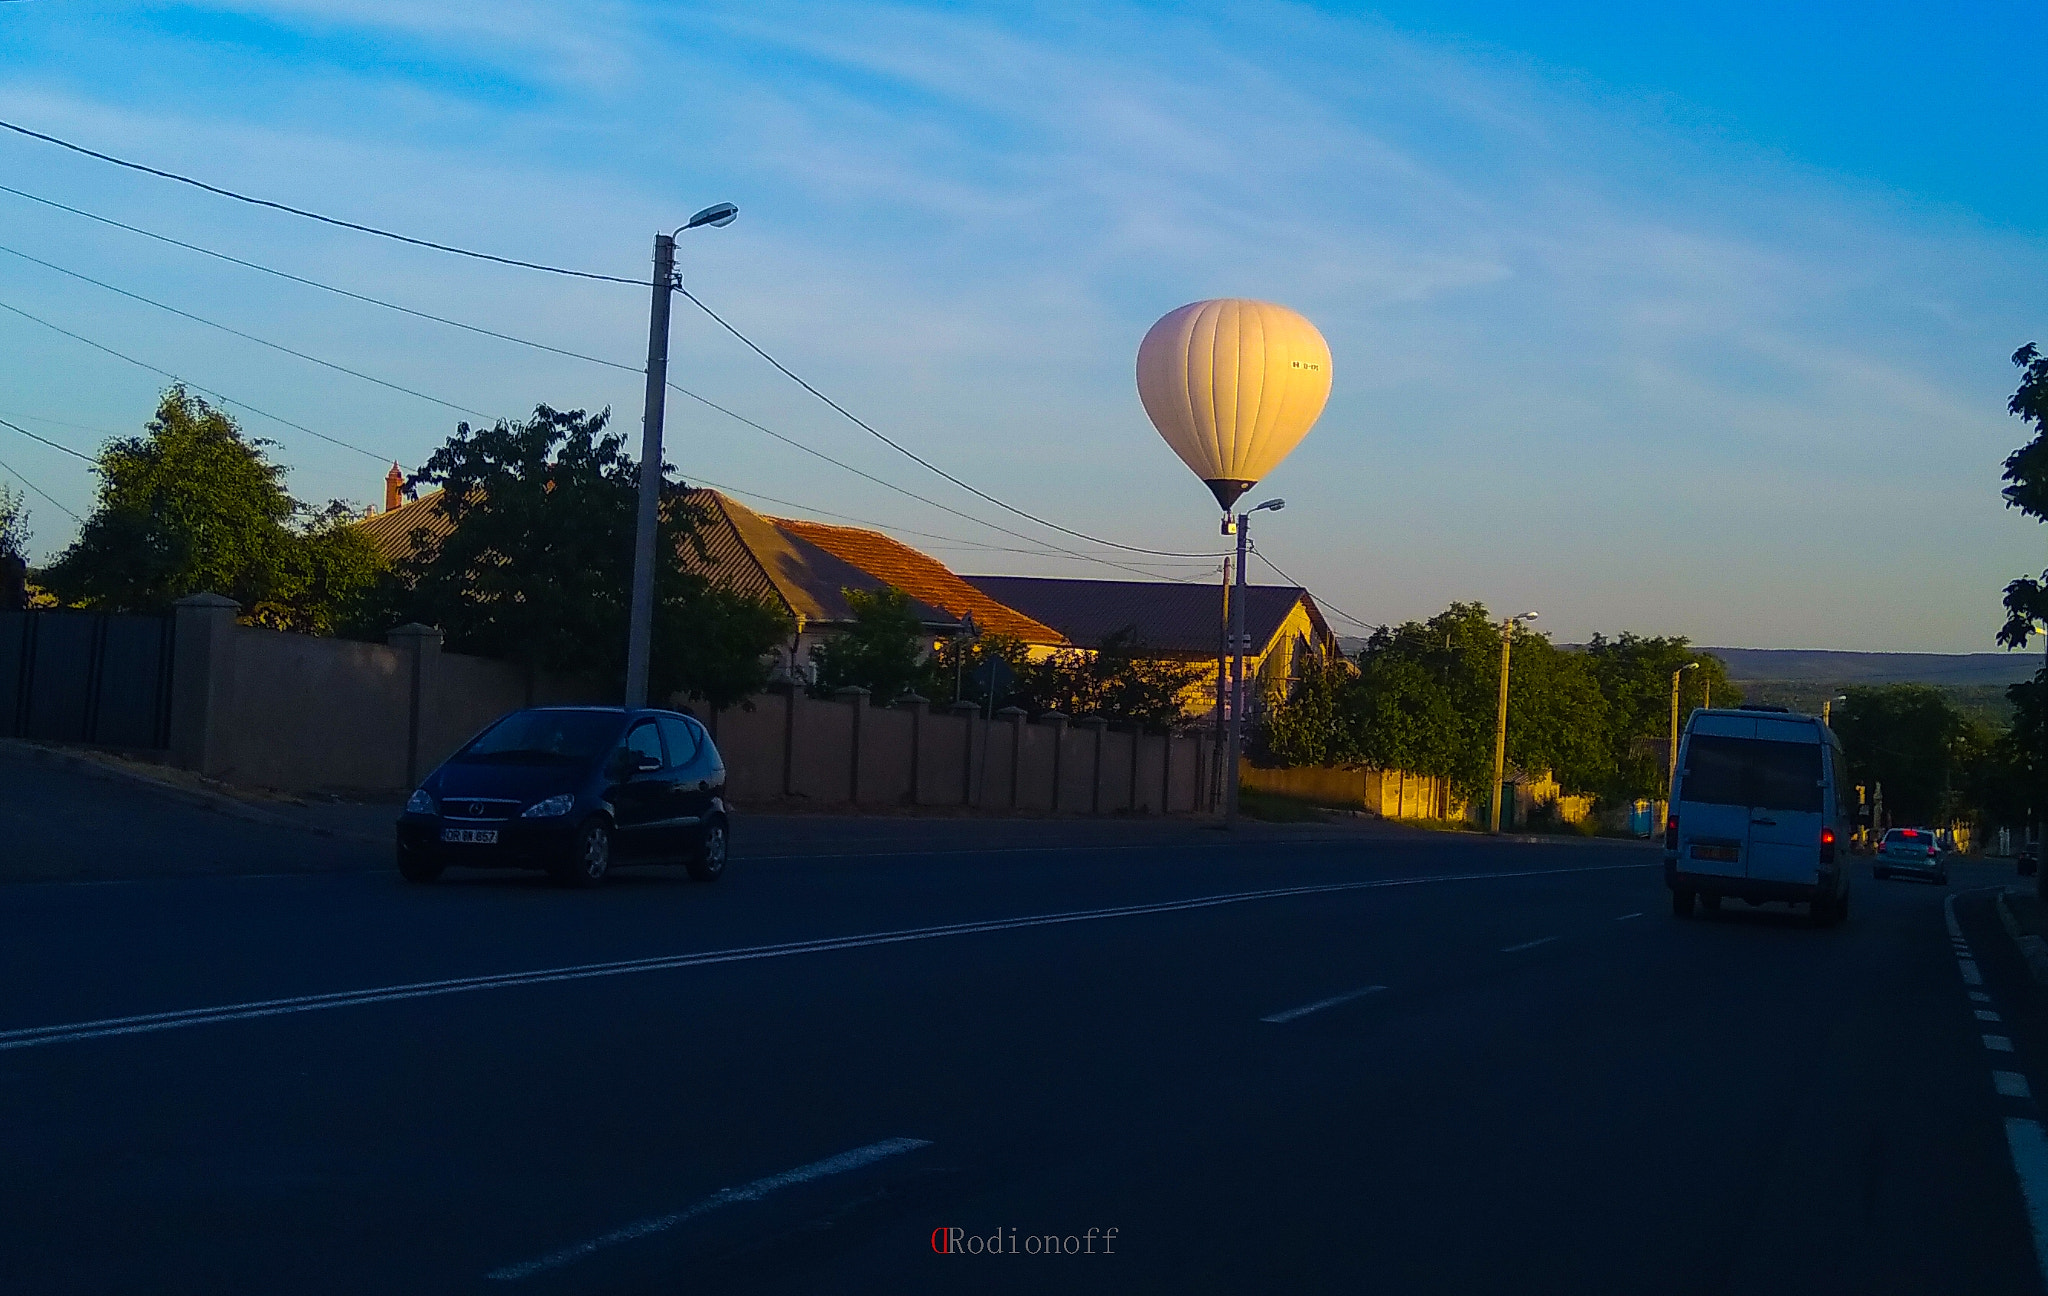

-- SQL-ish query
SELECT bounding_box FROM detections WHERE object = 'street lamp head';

[1683,661,1700,671]
[1252,498,1285,513]
[681,202,739,231]
[1518,611,1539,622]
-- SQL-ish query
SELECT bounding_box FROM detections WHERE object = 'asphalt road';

[2,800,2043,1294]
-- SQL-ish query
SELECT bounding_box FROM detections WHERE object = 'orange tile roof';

[771,516,1066,645]
[357,488,452,560]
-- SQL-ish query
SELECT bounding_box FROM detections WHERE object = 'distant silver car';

[1872,827,1948,885]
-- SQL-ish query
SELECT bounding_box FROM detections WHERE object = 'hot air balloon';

[1136,297,1332,828]
[1136,298,1333,513]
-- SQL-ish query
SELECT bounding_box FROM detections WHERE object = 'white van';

[1665,707,1851,924]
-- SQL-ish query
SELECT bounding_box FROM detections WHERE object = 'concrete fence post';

[895,693,928,805]
[169,592,240,776]
[997,706,1028,808]
[1042,711,1069,812]
[836,686,870,803]
[387,623,444,789]
[1077,716,1107,814]
[951,700,978,807]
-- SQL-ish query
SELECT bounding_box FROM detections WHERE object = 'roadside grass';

[1236,788,1339,823]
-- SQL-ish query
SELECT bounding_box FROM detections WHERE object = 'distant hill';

[1699,649,2036,688]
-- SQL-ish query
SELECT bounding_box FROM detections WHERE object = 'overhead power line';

[0,414,94,462]
[0,295,393,463]
[0,183,643,373]
[0,450,81,522]
[0,118,644,285]
[681,289,1225,561]
[1252,548,1374,633]
[0,242,490,418]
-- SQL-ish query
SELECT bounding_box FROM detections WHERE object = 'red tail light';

[1665,814,1678,850]
[1820,827,1836,864]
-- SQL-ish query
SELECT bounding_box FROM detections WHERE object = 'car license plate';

[441,828,498,844]
[1691,844,1739,862]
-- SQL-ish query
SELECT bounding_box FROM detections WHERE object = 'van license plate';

[1691,844,1738,862]
[441,828,498,844]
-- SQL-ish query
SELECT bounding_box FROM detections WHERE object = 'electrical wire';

[1252,548,1375,633]
[0,450,80,521]
[0,119,643,286]
[0,241,489,418]
[681,289,1227,560]
[0,414,93,462]
[0,183,644,374]
[0,295,393,463]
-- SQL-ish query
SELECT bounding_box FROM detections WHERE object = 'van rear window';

[1680,735,1821,813]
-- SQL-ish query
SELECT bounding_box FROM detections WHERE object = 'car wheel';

[396,846,443,884]
[686,817,728,883]
[552,819,612,888]
[1672,888,1694,918]
[1699,893,1722,913]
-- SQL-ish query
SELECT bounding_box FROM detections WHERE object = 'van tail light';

[1820,827,1836,864]
[1665,814,1678,850]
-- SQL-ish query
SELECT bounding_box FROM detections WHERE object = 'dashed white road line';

[1998,1072,2034,1099]
[1981,1010,2005,1022]
[0,861,1649,1052]
[1989,1035,2017,1053]
[1615,912,1643,921]
[1962,961,1985,986]
[2008,1119,2048,1291]
[1501,937,1558,954]
[1262,985,1387,1024]
[486,1137,932,1281]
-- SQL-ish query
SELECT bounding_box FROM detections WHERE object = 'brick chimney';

[384,463,404,514]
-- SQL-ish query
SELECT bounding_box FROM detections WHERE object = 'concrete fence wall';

[164,593,1220,814]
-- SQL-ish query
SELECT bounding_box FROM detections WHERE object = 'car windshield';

[1679,735,1822,813]
[455,711,621,764]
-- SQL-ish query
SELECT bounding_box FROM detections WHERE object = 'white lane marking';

[1974,992,1995,1003]
[1999,1072,2034,1099]
[1988,1035,2017,1053]
[1502,936,1558,953]
[2007,1118,2048,1294]
[1946,892,1963,938]
[1262,985,1387,1024]
[1981,1010,2006,1022]
[1615,912,1643,921]
[486,1137,931,1281]
[0,861,1649,1052]
[1963,961,1985,986]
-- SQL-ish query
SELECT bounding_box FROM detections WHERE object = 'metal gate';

[0,610,176,749]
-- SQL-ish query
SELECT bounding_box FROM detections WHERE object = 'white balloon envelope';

[1136,297,1332,512]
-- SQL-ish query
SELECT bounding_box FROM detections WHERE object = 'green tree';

[1833,685,1979,827]
[1583,633,1740,801]
[1259,656,1357,766]
[40,387,381,632]
[1998,343,2048,649]
[809,586,940,701]
[1342,603,1612,800]
[932,630,1034,709]
[391,404,790,707]
[0,483,27,564]
[1024,627,1203,727]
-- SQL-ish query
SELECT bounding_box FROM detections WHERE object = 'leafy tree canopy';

[0,482,27,565]
[382,404,790,707]
[1025,627,1204,727]
[1832,684,1987,827]
[810,586,939,701]
[40,387,380,632]
[1582,633,1739,800]
[2000,343,2048,647]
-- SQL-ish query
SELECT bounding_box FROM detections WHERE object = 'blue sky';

[0,0,2043,652]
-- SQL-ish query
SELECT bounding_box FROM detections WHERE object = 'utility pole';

[1489,623,1512,835]
[1214,556,1231,814]
[1225,518,1249,827]
[624,231,678,710]
[1668,661,1699,811]
[1488,611,1538,835]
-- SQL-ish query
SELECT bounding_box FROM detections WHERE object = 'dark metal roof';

[962,575,1332,656]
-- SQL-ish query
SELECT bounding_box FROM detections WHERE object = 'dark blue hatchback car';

[395,706,728,887]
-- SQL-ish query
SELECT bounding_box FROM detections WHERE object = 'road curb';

[1996,889,2048,988]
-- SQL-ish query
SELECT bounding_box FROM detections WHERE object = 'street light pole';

[1489,611,1538,835]
[1668,661,1699,809]
[1223,499,1284,829]
[622,203,738,710]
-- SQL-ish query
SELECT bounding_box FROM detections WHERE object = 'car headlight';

[405,788,436,815]
[521,793,576,819]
